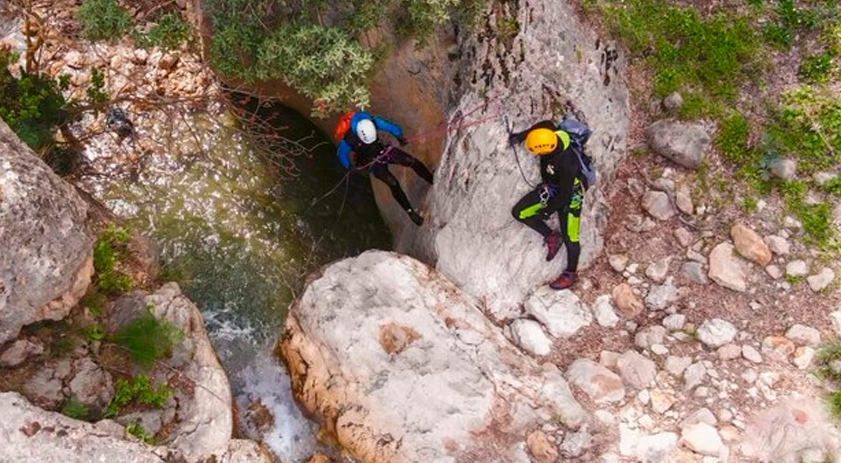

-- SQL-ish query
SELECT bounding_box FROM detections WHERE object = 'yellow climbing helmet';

[526,128,570,155]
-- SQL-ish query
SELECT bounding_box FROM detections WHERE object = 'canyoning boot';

[550,271,578,290]
[544,233,561,261]
[408,209,424,226]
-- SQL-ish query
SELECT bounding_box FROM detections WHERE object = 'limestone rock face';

[393,0,630,319]
[279,251,590,463]
[0,119,94,344]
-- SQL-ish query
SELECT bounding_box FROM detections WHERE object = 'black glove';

[508,132,526,145]
[397,136,409,146]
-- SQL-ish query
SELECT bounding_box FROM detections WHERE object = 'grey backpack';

[558,118,597,189]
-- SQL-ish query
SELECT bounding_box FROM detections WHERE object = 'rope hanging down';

[503,114,536,188]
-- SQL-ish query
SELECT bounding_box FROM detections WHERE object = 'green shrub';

[829,390,841,421]
[126,422,155,443]
[104,374,173,418]
[61,399,90,420]
[112,308,185,369]
[800,52,835,83]
[136,12,194,50]
[774,86,841,173]
[0,49,69,151]
[781,180,834,247]
[93,225,135,295]
[717,111,754,164]
[77,0,134,42]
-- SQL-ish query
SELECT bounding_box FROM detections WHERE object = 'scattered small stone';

[731,223,772,266]
[741,369,758,383]
[638,389,651,405]
[566,359,626,404]
[793,346,815,370]
[650,389,676,414]
[681,261,708,285]
[719,425,740,443]
[527,430,559,463]
[675,183,694,215]
[681,422,723,456]
[767,157,797,180]
[665,356,692,377]
[651,344,669,356]
[645,120,711,170]
[708,243,748,292]
[718,409,734,423]
[783,215,803,230]
[645,257,671,283]
[652,177,675,193]
[510,319,552,356]
[600,350,621,369]
[663,314,686,331]
[625,430,678,463]
[807,268,835,292]
[635,326,667,350]
[684,362,707,390]
[761,336,796,361]
[681,408,718,428]
[831,311,841,337]
[560,426,594,458]
[785,324,821,347]
[645,278,680,311]
[524,288,593,339]
[617,350,658,389]
[0,340,44,367]
[675,228,694,248]
[638,414,655,429]
[627,214,659,233]
[609,254,629,273]
[592,295,620,328]
[785,260,809,278]
[694,386,709,398]
[765,265,783,280]
[613,283,644,318]
[642,191,677,221]
[742,345,762,364]
[686,249,707,263]
[717,344,741,361]
[764,235,791,255]
[594,410,616,426]
[759,371,780,387]
[662,92,684,112]
[697,318,738,348]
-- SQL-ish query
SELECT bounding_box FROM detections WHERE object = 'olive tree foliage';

[206,0,485,117]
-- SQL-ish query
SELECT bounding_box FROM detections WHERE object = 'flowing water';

[79,99,390,461]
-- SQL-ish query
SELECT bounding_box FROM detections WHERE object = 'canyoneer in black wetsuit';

[509,119,591,290]
[336,111,434,226]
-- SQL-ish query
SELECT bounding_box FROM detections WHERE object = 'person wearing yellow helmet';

[508,119,586,290]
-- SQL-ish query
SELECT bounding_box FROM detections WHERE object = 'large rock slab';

[279,251,590,463]
[645,120,711,169]
[523,287,592,338]
[110,283,233,461]
[0,119,94,344]
[394,0,630,320]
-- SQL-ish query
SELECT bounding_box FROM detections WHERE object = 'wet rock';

[567,358,626,404]
[786,260,809,278]
[731,223,772,266]
[683,362,706,390]
[645,277,679,311]
[592,295,619,328]
[708,243,747,292]
[0,120,94,344]
[665,356,692,377]
[680,422,723,456]
[279,252,590,463]
[509,319,551,356]
[785,324,821,347]
[68,358,114,412]
[612,283,643,318]
[526,430,558,463]
[807,268,835,292]
[675,183,693,215]
[742,345,763,364]
[642,191,677,221]
[617,350,657,389]
[764,235,791,255]
[645,120,711,169]
[761,336,796,361]
[681,261,708,285]
[793,346,815,370]
[524,287,592,339]
[697,318,737,348]
[0,339,44,367]
[767,157,797,180]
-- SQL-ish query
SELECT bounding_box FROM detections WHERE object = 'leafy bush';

[112,308,185,369]
[93,225,135,295]
[0,49,69,151]
[77,0,135,42]
[136,12,194,50]
[61,399,90,420]
[104,374,173,418]
[126,422,155,443]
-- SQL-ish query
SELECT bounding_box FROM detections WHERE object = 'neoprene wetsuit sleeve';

[337,140,353,169]
[372,116,404,139]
